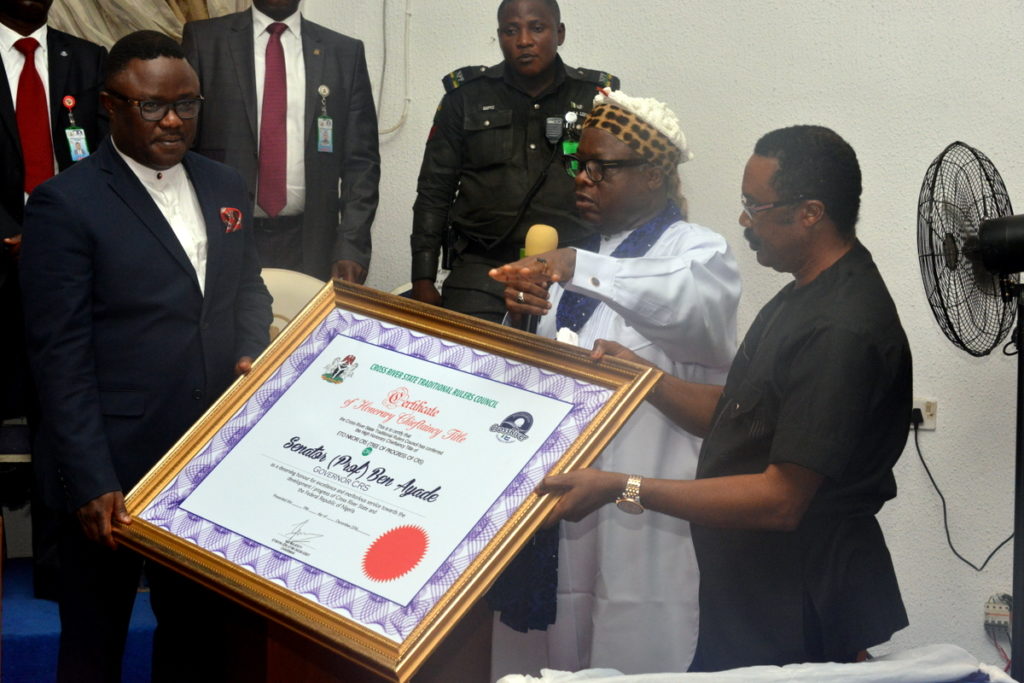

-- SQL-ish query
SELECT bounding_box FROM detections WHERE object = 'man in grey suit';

[182,0,379,282]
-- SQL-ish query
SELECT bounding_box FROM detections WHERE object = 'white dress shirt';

[114,142,208,294]
[252,5,306,217]
[0,21,54,202]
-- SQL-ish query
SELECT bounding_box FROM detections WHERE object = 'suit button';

[192,389,203,400]
[201,322,210,331]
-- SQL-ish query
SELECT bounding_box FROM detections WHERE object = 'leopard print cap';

[582,89,691,174]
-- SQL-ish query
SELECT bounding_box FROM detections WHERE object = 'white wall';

[303,0,1024,666]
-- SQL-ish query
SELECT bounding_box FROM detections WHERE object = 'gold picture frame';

[117,280,660,682]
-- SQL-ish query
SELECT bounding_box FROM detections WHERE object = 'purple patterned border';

[140,309,611,641]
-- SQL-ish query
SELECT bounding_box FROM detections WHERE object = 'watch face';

[616,498,644,515]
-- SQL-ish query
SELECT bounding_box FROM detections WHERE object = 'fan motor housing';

[980,215,1024,274]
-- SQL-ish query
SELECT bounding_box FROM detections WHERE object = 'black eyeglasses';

[105,88,204,122]
[563,155,648,183]
[740,194,809,220]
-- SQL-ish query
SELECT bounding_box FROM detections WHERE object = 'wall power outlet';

[912,398,937,431]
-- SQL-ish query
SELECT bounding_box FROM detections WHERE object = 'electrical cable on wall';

[1004,327,1018,356]
[377,0,411,135]
[912,415,1013,572]
[987,622,1012,672]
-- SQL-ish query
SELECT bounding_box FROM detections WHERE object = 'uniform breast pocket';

[463,108,514,167]
[721,384,776,441]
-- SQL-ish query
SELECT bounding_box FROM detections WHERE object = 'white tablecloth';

[496,644,1015,683]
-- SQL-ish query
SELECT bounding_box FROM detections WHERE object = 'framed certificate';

[118,281,660,682]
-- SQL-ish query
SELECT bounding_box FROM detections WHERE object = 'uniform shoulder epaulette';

[442,65,493,93]
[570,66,620,90]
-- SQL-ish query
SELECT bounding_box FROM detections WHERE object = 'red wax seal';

[62,95,76,110]
[362,525,428,582]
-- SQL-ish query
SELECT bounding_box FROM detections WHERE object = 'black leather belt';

[457,237,520,264]
[253,214,304,232]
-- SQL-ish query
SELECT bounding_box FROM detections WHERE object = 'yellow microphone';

[521,224,559,333]
[522,223,559,259]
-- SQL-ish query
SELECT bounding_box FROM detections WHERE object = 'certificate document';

[182,331,573,607]
[138,306,612,642]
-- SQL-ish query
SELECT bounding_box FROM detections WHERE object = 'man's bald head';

[497,0,559,22]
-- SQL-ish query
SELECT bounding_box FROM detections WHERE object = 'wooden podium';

[265,598,493,683]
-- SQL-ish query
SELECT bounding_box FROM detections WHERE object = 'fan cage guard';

[917,141,1017,357]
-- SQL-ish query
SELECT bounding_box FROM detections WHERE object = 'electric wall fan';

[917,141,1024,679]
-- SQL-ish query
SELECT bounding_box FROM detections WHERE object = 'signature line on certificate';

[274,497,371,536]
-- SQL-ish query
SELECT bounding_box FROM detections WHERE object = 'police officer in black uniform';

[410,0,618,322]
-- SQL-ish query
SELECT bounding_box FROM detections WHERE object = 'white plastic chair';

[260,268,328,340]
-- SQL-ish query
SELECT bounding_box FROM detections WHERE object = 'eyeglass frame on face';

[104,88,204,122]
[740,194,811,221]
[563,154,649,183]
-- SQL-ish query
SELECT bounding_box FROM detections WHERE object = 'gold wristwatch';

[615,474,644,514]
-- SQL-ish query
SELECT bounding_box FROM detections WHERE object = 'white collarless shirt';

[114,142,208,294]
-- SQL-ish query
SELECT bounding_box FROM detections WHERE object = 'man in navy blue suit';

[20,31,271,682]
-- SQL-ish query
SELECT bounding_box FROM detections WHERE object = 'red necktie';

[257,23,287,217]
[14,37,54,193]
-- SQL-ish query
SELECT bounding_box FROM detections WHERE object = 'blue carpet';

[2,558,156,682]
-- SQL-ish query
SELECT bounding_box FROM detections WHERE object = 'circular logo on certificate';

[490,411,534,443]
[362,525,429,582]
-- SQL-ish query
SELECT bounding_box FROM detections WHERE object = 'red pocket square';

[220,207,243,233]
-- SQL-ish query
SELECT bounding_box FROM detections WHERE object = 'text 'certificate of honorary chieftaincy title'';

[137,306,614,645]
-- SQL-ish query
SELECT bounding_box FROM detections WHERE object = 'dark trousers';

[56,517,265,683]
[441,252,509,324]
[0,265,31,421]
[253,215,304,273]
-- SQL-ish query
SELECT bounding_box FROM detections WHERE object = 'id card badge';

[317,116,333,153]
[66,127,89,161]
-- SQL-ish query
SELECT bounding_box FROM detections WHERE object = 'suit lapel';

[0,42,19,160]
[301,18,325,151]
[46,30,72,138]
[98,141,201,294]
[184,153,224,301]
[228,12,258,142]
